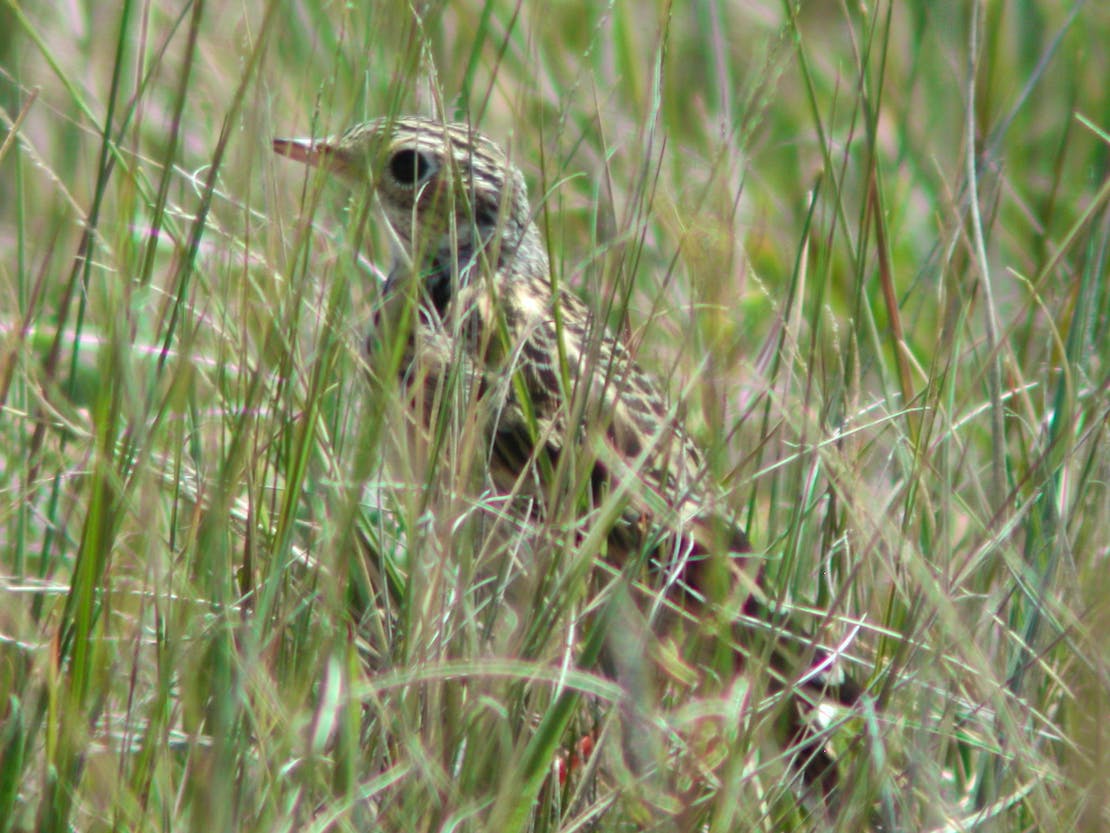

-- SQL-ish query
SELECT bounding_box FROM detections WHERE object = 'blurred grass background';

[1,1,1107,831]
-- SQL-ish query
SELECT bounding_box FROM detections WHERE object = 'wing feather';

[479,282,752,594]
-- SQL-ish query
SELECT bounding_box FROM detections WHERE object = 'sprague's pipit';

[274,115,859,792]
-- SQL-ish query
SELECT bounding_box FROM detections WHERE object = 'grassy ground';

[1,1,1107,831]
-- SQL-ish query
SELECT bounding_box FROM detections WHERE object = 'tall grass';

[1,1,1106,831]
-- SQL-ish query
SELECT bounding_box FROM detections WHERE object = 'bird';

[273,114,858,796]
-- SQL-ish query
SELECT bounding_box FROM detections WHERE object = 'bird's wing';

[482,283,751,586]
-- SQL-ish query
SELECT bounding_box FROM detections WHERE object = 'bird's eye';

[388,148,435,186]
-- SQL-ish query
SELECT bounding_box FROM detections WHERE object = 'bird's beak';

[272,137,362,180]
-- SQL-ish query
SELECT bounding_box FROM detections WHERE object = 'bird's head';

[273,116,543,281]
